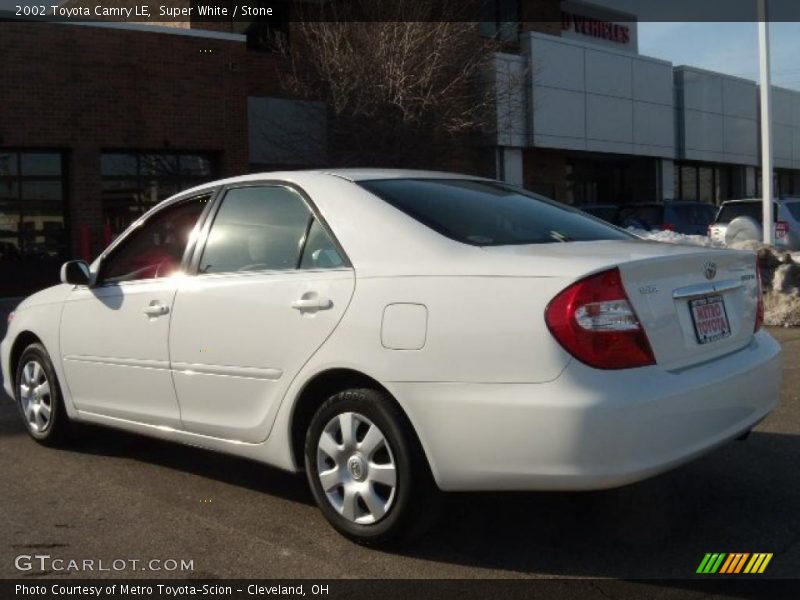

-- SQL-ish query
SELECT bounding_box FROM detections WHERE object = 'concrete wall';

[674,67,758,166]
[523,32,674,158]
[770,86,800,170]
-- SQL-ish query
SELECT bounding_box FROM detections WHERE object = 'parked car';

[618,202,718,236]
[578,203,620,225]
[1,170,781,545]
[708,197,800,250]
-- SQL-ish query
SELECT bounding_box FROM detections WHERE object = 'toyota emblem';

[704,261,717,280]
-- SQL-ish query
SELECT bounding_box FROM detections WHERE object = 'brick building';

[3,0,800,298]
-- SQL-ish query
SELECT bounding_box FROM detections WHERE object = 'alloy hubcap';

[19,360,52,433]
[316,412,397,525]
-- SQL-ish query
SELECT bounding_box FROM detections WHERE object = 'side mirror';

[60,260,91,286]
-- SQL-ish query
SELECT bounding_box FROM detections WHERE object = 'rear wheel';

[304,388,440,546]
[15,343,74,446]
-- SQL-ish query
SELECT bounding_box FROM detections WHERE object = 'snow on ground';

[627,227,800,328]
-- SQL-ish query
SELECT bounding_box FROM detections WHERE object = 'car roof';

[174,168,492,198]
[623,201,712,206]
[316,168,492,182]
[722,197,800,204]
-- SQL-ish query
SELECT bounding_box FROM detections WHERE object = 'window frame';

[93,187,220,287]
[185,180,352,278]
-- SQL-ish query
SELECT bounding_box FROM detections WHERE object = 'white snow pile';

[628,228,800,328]
[626,227,721,247]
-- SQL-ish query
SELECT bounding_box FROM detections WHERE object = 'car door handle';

[143,302,170,317]
[291,294,333,311]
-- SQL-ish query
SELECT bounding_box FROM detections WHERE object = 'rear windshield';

[666,203,717,226]
[717,201,777,224]
[359,179,632,246]
[785,201,800,220]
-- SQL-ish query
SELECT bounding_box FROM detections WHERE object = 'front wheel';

[304,388,440,546]
[15,343,75,446]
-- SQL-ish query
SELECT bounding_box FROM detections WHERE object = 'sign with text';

[561,1,638,52]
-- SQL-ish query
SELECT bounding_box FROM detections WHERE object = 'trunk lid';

[617,249,759,370]
[482,240,760,370]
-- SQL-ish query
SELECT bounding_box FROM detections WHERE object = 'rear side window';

[717,202,778,224]
[359,179,632,246]
[199,185,343,274]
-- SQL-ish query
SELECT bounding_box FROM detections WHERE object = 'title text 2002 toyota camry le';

[1,170,781,545]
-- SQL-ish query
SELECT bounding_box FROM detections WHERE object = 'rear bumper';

[392,330,782,491]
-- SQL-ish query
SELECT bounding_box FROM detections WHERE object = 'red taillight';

[755,264,764,332]
[707,225,713,237]
[661,223,675,231]
[544,268,656,369]
[776,220,790,239]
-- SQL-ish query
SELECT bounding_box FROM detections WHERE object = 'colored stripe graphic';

[696,554,713,573]
[698,553,773,574]
[719,554,736,573]
[697,553,726,573]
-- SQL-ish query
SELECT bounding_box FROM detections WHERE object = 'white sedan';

[1,170,781,545]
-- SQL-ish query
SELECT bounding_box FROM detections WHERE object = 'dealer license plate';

[689,294,732,345]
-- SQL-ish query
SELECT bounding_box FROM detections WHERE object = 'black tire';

[304,387,441,546]
[14,342,75,446]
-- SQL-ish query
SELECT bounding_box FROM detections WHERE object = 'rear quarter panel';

[306,275,574,384]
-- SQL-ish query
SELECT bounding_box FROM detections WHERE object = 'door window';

[300,218,345,269]
[199,185,343,274]
[98,195,209,284]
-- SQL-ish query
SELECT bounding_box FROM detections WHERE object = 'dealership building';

[490,1,800,205]
[3,0,800,297]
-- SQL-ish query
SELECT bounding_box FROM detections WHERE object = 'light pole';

[758,0,774,244]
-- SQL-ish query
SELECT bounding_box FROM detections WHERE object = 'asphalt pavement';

[1,328,799,582]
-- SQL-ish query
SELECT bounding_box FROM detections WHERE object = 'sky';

[639,22,800,90]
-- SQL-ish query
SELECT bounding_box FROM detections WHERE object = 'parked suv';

[617,202,717,236]
[708,198,800,250]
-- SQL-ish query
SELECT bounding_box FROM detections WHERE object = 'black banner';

[4,0,800,24]
[4,579,800,600]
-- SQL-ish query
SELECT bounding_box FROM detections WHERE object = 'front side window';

[99,195,209,284]
[199,186,343,274]
[359,179,633,246]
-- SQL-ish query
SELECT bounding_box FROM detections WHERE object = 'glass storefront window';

[680,165,698,201]
[0,151,66,297]
[20,153,62,176]
[698,166,714,203]
[101,151,216,238]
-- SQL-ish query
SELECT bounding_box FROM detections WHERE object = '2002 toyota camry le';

[1,170,782,545]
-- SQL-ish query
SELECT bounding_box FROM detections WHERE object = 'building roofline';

[0,12,246,42]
